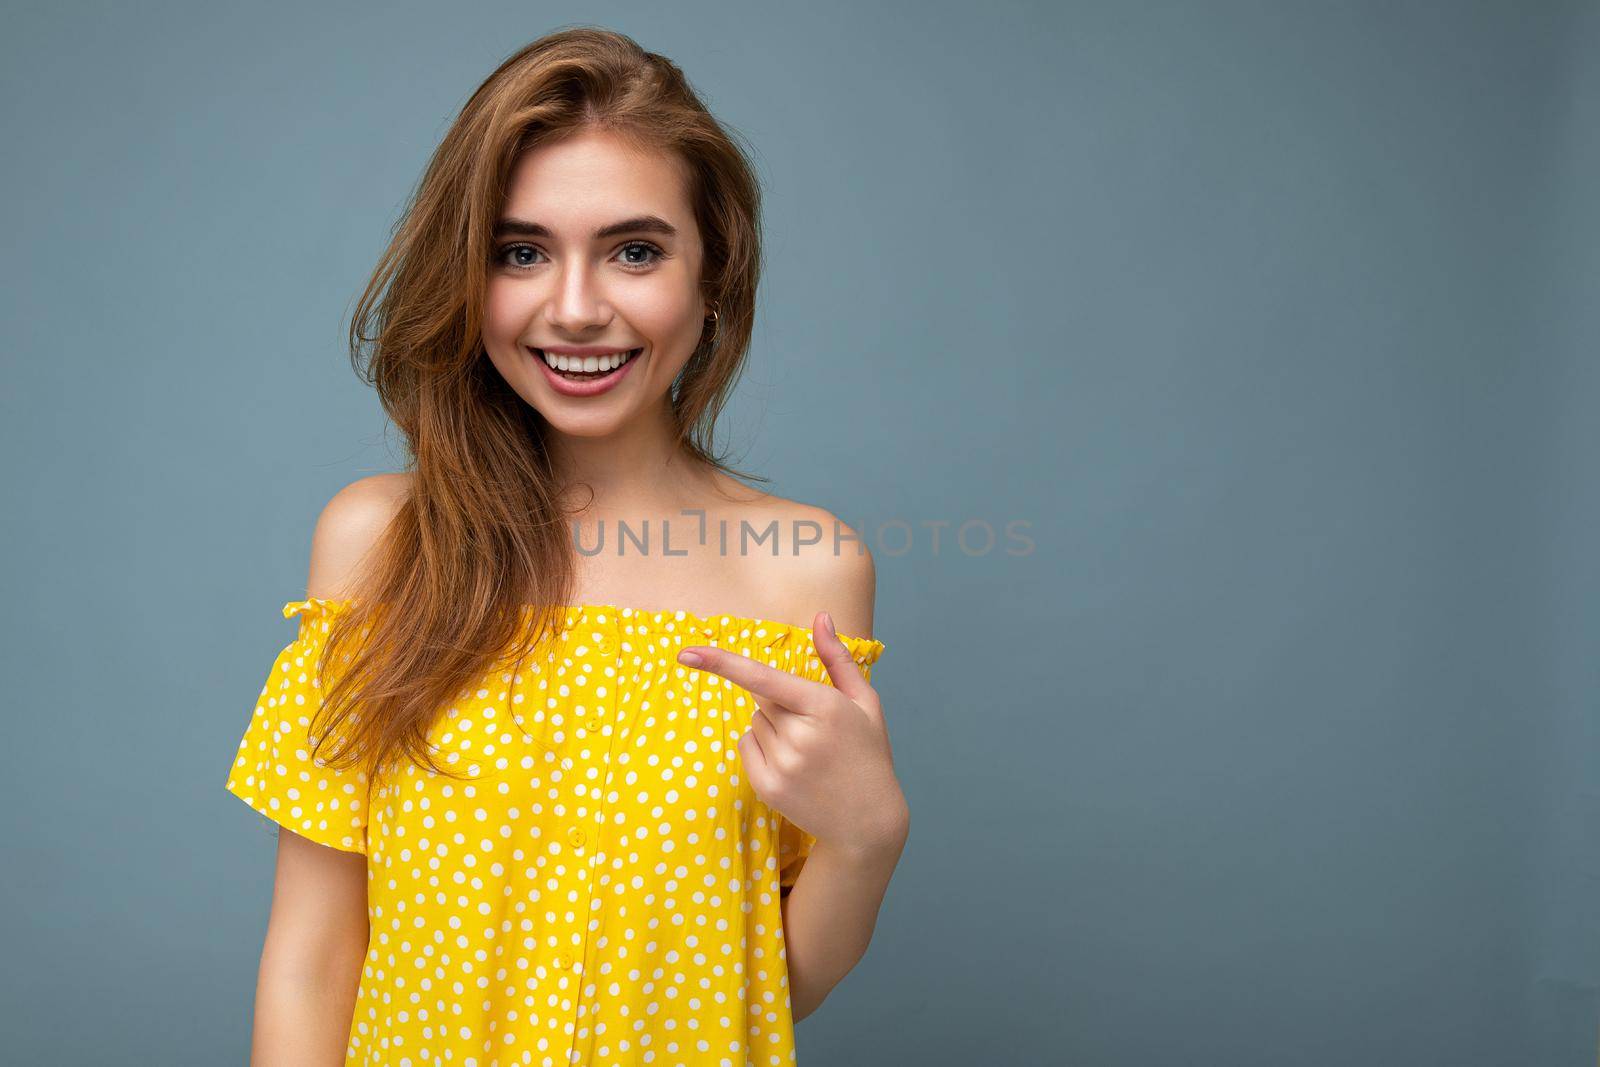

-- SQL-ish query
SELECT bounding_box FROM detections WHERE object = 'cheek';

[626,292,706,372]
[482,280,529,344]
[618,279,699,339]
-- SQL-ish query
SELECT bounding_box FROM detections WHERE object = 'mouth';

[534,347,642,382]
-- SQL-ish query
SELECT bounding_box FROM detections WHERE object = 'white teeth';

[540,349,637,373]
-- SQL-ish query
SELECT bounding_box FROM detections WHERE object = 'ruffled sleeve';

[224,599,370,855]
[776,629,885,889]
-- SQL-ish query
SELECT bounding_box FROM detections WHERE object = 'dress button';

[567,826,586,848]
[585,715,602,732]
[552,953,570,970]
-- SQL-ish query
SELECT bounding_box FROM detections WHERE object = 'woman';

[224,26,910,1066]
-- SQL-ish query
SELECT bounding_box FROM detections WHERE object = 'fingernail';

[822,611,835,637]
[678,650,703,667]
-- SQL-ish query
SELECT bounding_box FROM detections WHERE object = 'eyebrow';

[492,214,679,241]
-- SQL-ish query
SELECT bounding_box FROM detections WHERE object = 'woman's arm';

[774,517,909,1021]
[250,831,368,1065]
[781,812,910,1021]
[247,478,396,1062]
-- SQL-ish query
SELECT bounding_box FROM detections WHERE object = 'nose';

[544,258,612,336]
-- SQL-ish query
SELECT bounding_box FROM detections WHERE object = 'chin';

[536,408,631,439]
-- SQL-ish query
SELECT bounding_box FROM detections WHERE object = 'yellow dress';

[225,597,885,1066]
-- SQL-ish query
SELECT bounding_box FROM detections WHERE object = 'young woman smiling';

[224,26,909,1067]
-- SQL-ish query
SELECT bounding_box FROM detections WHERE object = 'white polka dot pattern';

[225,597,885,1066]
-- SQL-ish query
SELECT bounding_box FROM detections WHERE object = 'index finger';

[676,645,821,712]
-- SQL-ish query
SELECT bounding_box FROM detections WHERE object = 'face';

[482,127,708,439]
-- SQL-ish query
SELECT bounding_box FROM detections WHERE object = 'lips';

[530,345,643,397]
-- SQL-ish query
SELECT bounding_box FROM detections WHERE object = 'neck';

[545,401,709,518]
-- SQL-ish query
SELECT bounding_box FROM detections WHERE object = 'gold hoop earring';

[703,306,720,345]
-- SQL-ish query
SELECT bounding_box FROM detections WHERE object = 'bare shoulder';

[746,493,877,640]
[305,472,413,599]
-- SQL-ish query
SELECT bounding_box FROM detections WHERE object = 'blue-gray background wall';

[2,2,1595,1064]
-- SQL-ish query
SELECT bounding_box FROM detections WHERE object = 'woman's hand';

[676,610,908,855]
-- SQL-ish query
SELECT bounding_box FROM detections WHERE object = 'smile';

[531,346,643,397]
[539,348,640,376]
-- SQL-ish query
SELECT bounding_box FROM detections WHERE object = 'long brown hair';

[306,26,767,785]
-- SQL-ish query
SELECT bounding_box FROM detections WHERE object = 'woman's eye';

[499,244,543,269]
[494,242,667,272]
[617,241,666,269]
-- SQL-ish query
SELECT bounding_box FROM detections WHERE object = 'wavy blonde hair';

[307,26,767,783]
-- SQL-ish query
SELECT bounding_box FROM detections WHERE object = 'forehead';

[501,128,693,233]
